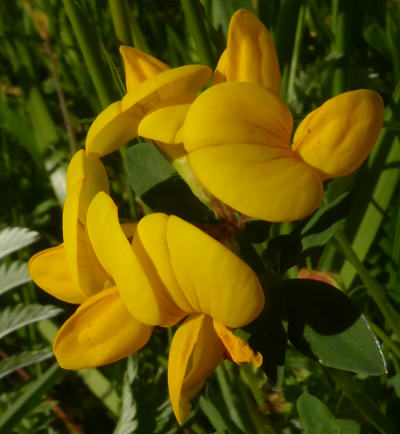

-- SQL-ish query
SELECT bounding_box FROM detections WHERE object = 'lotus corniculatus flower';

[86,191,264,424]
[139,8,280,143]
[181,82,384,222]
[28,150,152,369]
[85,46,212,158]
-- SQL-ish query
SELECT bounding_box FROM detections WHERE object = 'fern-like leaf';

[0,348,53,380]
[113,357,138,434]
[0,304,62,340]
[0,262,31,295]
[0,227,39,259]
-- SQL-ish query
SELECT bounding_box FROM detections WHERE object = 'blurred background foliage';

[1,0,400,432]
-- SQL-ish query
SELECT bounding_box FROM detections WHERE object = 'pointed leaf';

[283,279,386,374]
[0,348,53,380]
[0,262,31,295]
[0,227,39,259]
[0,304,62,340]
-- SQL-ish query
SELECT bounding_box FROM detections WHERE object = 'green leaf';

[0,227,39,259]
[300,192,350,252]
[126,143,214,222]
[0,262,31,295]
[336,419,361,434]
[297,392,340,434]
[0,363,63,433]
[283,279,386,375]
[113,357,138,434]
[0,349,53,380]
[126,142,175,197]
[0,304,62,340]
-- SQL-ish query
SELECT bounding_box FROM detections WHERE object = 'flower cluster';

[29,9,384,425]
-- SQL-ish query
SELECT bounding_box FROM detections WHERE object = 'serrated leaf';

[0,349,53,380]
[113,357,138,434]
[0,304,63,340]
[0,227,39,259]
[283,279,386,375]
[0,262,31,295]
[297,392,340,434]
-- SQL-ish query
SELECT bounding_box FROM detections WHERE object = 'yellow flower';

[139,9,278,143]
[85,46,212,158]
[28,150,152,369]
[182,81,384,222]
[87,191,265,423]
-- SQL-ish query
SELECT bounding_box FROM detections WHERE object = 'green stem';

[287,4,306,108]
[181,0,214,67]
[329,369,395,433]
[335,230,400,342]
[63,0,118,107]
[331,0,348,95]
[108,0,133,45]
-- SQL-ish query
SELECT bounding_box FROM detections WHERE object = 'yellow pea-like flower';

[87,192,265,424]
[29,150,152,369]
[182,81,384,222]
[85,46,212,158]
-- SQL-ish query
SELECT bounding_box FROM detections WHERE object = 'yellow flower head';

[87,192,265,423]
[182,82,384,221]
[29,150,152,369]
[86,47,212,158]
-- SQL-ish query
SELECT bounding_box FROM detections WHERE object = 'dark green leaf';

[335,419,361,434]
[300,192,350,252]
[126,143,214,222]
[283,279,386,374]
[297,392,340,434]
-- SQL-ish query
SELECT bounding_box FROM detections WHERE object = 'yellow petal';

[135,213,192,313]
[28,245,87,304]
[292,90,384,179]
[63,152,110,296]
[168,314,222,424]
[121,65,212,113]
[183,81,292,152]
[121,222,137,240]
[214,9,281,94]
[54,286,153,370]
[120,45,170,92]
[138,94,195,145]
[87,192,182,326]
[166,215,264,327]
[86,100,142,158]
[213,320,262,368]
[188,144,323,222]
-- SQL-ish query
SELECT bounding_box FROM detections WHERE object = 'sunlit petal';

[120,45,170,92]
[63,152,110,295]
[54,286,153,370]
[213,320,262,367]
[166,215,264,327]
[86,101,142,158]
[292,89,384,179]
[138,94,195,144]
[28,245,87,304]
[214,9,281,94]
[87,192,182,326]
[183,81,292,152]
[168,314,222,424]
[121,65,212,113]
[135,213,192,313]
[188,144,323,222]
